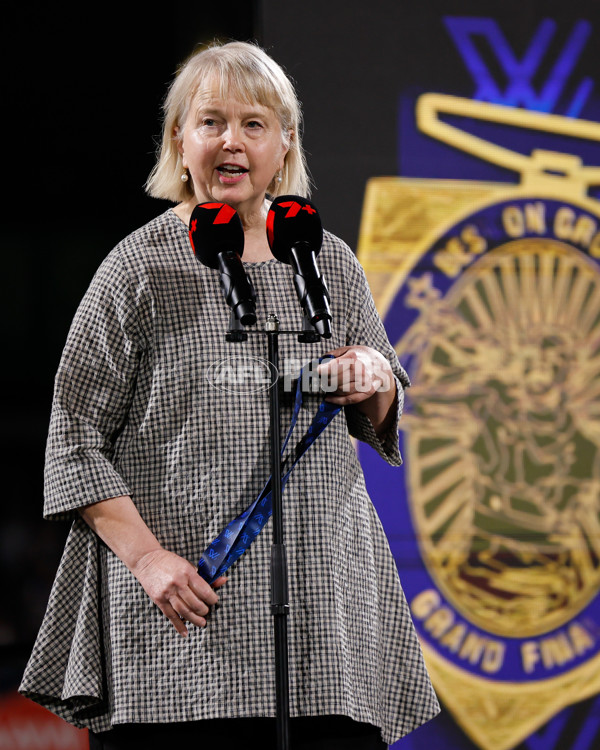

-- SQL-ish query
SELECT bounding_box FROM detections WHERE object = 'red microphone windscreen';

[266,196,323,262]
[189,202,244,269]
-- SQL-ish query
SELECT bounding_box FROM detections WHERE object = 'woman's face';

[178,87,289,220]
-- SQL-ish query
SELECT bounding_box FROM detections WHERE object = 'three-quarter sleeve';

[43,249,145,520]
[339,241,410,465]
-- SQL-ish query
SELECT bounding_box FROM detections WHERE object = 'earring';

[277,170,283,183]
[181,168,189,183]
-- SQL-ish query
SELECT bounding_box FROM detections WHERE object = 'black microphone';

[266,195,332,338]
[189,202,257,326]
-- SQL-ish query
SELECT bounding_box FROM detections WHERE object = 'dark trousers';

[89,715,388,749]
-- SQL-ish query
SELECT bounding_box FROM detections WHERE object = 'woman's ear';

[279,129,293,167]
[175,126,185,160]
[286,129,294,151]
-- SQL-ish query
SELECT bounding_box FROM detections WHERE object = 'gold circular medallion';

[405,236,600,637]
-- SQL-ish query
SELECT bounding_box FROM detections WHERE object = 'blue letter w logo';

[444,17,593,116]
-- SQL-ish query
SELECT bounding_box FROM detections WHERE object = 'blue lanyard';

[198,358,341,584]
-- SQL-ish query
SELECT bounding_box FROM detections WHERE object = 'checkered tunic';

[19,209,440,745]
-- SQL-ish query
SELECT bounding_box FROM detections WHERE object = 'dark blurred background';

[2,0,260,690]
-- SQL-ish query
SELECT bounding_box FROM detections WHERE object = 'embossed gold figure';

[400,239,600,637]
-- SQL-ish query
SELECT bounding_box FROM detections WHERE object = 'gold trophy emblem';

[358,94,600,750]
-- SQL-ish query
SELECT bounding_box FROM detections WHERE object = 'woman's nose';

[222,125,244,152]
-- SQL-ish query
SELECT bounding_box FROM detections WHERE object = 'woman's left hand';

[317,346,398,436]
[317,346,391,404]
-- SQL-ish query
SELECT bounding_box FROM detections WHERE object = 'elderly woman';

[19,41,439,749]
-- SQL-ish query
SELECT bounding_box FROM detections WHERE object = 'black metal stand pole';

[227,310,321,750]
[266,314,290,750]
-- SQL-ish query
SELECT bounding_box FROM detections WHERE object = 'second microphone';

[266,195,333,339]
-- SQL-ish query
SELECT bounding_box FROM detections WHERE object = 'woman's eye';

[202,118,217,127]
[247,120,263,129]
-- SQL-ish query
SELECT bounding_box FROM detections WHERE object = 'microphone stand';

[226,311,321,750]
[266,313,290,750]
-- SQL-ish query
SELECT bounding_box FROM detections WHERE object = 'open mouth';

[217,164,249,176]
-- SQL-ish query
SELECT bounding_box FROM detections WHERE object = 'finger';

[324,392,370,405]
[331,366,373,398]
[318,359,356,394]
[189,574,220,607]
[179,590,210,618]
[212,576,228,590]
[161,601,190,638]
[320,346,350,359]
[317,349,357,375]
[170,595,209,629]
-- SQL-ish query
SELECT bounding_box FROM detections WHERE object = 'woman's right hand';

[132,548,228,637]
[78,495,228,638]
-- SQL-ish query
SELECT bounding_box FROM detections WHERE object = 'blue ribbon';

[198,357,341,584]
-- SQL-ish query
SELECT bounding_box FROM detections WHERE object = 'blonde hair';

[146,41,311,202]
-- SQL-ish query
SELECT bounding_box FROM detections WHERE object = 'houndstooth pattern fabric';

[19,209,440,745]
